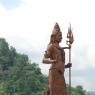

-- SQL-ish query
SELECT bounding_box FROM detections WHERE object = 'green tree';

[75,85,85,95]
[66,84,86,95]
[70,85,86,95]
[0,38,47,95]
[0,38,17,70]
[4,63,47,95]
[0,38,10,70]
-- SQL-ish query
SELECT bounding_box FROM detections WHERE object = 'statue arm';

[43,58,56,64]
[42,45,56,64]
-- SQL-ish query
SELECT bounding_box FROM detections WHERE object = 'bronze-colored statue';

[43,23,72,95]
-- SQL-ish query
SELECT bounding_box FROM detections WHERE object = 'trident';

[66,24,74,95]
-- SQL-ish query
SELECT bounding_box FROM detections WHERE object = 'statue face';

[55,32,62,43]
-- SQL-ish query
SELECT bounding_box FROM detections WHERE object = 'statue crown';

[52,22,61,35]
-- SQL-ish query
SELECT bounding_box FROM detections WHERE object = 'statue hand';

[43,59,56,64]
[51,60,56,63]
[69,45,71,49]
[65,63,72,68]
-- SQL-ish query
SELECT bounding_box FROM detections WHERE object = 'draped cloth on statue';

[49,68,67,95]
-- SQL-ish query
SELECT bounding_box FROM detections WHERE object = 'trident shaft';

[66,24,74,95]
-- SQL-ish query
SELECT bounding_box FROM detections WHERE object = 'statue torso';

[47,43,65,71]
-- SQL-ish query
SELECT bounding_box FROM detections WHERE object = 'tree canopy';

[0,38,47,95]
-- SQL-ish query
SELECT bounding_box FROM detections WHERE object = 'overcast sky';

[0,0,95,91]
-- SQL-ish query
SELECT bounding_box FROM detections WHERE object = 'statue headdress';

[50,23,62,43]
[52,22,61,36]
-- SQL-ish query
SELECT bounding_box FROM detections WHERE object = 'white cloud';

[0,3,7,15]
[87,45,95,68]
[71,76,95,91]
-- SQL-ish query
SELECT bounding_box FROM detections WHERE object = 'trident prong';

[67,24,74,46]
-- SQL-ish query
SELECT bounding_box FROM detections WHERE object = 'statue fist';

[65,63,72,68]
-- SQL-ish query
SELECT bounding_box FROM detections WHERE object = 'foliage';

[0,38,47,95]
[70,85,86,95]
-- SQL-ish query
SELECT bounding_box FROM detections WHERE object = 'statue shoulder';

[47,44,55,51]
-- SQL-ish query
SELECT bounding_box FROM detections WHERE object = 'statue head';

[50,23,62,43]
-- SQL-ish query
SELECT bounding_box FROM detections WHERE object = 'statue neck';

[54,42,59,46]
